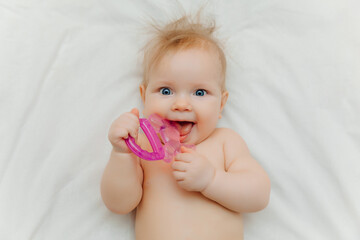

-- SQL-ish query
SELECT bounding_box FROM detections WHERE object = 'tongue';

[175,122,193,136]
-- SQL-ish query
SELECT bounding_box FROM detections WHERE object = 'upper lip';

[168,119,196,123]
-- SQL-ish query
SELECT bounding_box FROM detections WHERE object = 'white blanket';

[1,0,359,239]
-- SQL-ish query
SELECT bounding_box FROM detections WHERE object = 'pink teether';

[125,114,195,163]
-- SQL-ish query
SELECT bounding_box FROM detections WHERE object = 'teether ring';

[125,118,165,160]
[125,114,195,162]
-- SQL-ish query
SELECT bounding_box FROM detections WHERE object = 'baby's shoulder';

[212,127,243,143]
[208,128,247,170]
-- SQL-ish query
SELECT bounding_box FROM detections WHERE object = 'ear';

[139,84,146,104]
[220,90,229,113]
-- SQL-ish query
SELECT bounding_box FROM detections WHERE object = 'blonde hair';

[142,13,227,92]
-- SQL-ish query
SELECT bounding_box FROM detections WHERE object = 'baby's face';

[140,48,228,145]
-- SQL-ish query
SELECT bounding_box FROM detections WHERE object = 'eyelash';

[159,87,207,96]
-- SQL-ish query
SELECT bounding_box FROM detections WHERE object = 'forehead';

[149,47,223,88]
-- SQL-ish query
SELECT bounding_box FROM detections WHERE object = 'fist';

[108,108,140,154]
[172,146,215,192]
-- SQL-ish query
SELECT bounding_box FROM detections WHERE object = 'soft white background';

[1,0,359,239]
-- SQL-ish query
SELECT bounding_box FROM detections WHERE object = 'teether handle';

[125,119,165,160]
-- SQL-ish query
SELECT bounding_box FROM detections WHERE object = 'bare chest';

[135,130,243,239]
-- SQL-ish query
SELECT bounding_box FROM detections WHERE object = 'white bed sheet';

[1,0,359,239]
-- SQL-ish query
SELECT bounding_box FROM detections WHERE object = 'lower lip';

[180,135,188,142]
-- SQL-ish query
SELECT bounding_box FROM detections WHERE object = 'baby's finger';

[119,116,139,139]
[113,128,129,140]
[180,146,194,153]
[172,171,186,181]
[128,122,139,139]
[124,112,140,125]
[130,108,140,118]
[174,152,192,163]
[171,161,187,172]
[129,128,138,139]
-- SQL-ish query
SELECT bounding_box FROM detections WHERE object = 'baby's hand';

[172,146,215,192]
[108,108,140,154]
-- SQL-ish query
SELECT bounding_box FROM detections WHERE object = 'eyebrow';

[151,77,219,91]
[153,80,173,86]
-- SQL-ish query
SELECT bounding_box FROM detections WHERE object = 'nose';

[171,95,192,112]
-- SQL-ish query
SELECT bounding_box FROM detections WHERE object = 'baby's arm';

[201,128,271,213]
[100,108,143,214]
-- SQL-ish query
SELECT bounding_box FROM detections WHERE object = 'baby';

[101,14,270,240]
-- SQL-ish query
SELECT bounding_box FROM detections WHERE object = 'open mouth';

[170,120,195,141]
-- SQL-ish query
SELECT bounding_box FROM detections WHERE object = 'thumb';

[180,146,193,153]
[130,108,139,118]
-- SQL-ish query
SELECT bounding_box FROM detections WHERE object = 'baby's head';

[139,14,229,145]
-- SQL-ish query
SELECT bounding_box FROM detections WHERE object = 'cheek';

[195,99,221,127]
[143,96,170,117]
[198,112,219,128]
[197,98,221,116]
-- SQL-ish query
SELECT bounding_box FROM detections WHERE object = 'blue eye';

[195,89,207,96]
[160,87,172,95]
